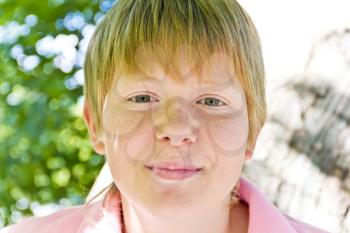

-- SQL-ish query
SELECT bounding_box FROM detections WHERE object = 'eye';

[126,94,159,103]
[196,97,227,107]
[126,94,227,107]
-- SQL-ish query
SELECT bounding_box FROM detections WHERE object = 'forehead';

[115,51,238,87]
[114,70,237,91]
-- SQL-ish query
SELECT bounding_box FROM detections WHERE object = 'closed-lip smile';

[145,162,202,181]
[145,162,202,171]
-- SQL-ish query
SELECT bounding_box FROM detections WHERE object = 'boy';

[1,0,328,232]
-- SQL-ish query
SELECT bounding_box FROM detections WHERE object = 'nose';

[155,125,198,146]
[154,98,199,147]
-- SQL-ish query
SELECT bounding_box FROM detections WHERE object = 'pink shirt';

[0,176,329,233]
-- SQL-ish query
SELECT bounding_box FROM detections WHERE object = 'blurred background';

[0,0,349,232]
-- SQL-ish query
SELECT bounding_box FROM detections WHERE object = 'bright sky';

[238,0,350,89]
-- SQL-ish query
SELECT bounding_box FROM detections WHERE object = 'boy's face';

[84,47,252,216]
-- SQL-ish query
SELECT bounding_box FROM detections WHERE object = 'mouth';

[145,162,203,181]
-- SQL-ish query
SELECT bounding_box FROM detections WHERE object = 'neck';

[120,194,234,233]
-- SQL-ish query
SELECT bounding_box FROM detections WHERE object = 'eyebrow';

[137,75,234,86]
[198,80,237,92]
[138,76,163,82]
[200,78,233,86]
[122,74,239,99]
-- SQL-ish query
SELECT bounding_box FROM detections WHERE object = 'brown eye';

[196,97,227,107]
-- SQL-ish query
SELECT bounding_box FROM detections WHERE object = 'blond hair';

[84,0,266,149]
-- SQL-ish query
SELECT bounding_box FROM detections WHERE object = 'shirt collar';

[78,176,297,233]
[239,176,297,233]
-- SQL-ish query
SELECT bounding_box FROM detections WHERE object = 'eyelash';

[126,94,227,107]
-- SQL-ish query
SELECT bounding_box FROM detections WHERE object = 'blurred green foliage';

[0,0,115,226]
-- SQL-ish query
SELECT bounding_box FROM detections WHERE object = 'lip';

[145,162,202,181]
[147,167,201,180]
[145,162,201,171]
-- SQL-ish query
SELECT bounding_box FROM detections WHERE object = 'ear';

[83,99,106,155]
[244,127,262,161]
[244,149,253,161]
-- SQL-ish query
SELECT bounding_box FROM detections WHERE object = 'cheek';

[208,117,247,155]
[125,128,154,161]
[214,147,245,190]
[103,101,157,166]
[198,108,249,159]
[102,101,144,138]
[123,113,159,165]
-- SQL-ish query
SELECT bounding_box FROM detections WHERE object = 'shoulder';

[0,202,99,233]
[238,177,330,233]
[283,214,330,233]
